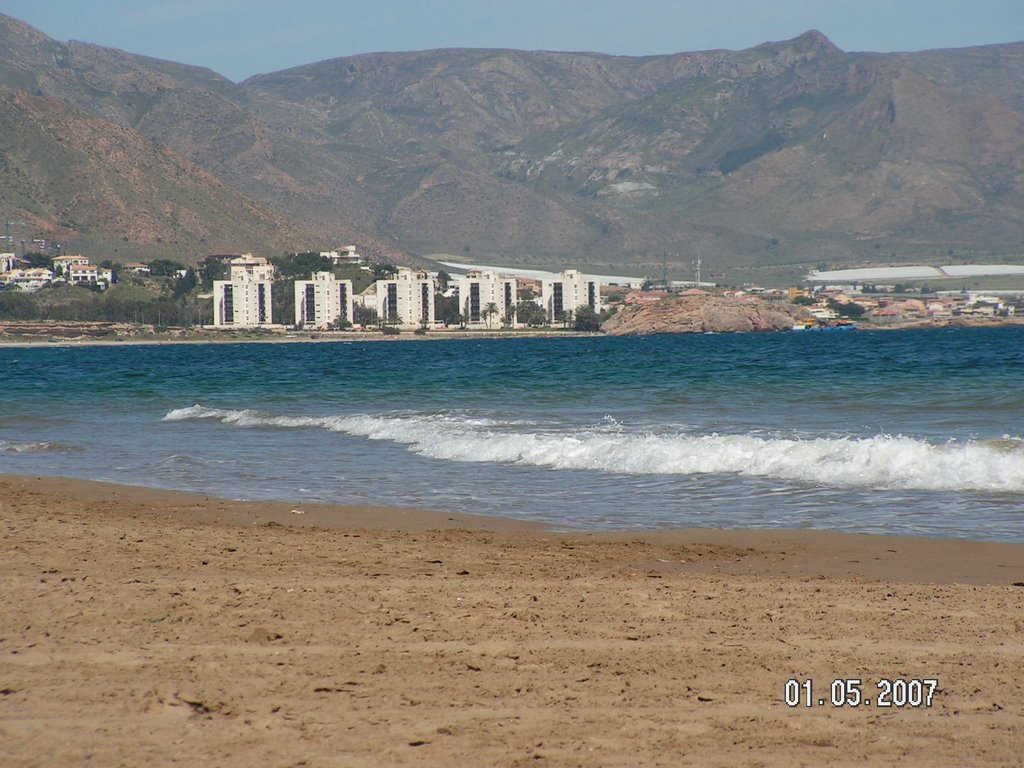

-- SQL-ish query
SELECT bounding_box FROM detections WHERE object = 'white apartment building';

[375,268,435,326]
[541,269,602,322]
[0,253,16,273]
[211,255,274,328]
[294,271,354,329]
[228,253,275,282]
[455,270,518,327]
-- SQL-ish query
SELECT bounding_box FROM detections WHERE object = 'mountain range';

[2,13,1023,283]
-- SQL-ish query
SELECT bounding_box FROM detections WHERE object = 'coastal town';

[6,9,1024,768]
[1,245,1022,341]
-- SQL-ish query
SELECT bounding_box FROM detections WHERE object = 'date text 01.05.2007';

[784,678,938,708]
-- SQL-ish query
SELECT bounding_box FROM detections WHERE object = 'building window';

[257,284,267,324]
[553,283,564,318]
[305,284,316,322]
[223,285,234,325]
[470,283,480,322]
[387,283,398,321]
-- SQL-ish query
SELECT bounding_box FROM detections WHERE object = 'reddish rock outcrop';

[601,295,809,335]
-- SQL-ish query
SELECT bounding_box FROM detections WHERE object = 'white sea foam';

[162,405,1024,493]
[0,439,78,453]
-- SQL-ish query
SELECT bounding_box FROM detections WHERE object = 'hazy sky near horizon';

[5,0,1023,82]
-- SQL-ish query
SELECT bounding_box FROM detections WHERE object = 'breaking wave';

[0,439,79,453]
[162,404,1024,493]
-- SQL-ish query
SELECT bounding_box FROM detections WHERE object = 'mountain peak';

[755,29,844,56]
[798,29,838,48]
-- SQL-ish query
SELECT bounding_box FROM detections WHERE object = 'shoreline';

[4,474,1023,584]
[3,473,1023,766]
[0,326,590,347]
[2,315,1023,347]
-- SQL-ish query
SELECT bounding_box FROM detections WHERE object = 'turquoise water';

[2,327,1023,540]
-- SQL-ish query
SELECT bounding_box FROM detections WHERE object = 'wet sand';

[2,474,1022,766]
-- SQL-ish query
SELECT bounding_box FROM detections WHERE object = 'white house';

[541,269,602,323]
[963,294,1015,316]
[0,253,16,273]
[375,268,435,326]
[67,263,101,285]
[455,270,518,327]
[211,255,274,328]
[321,246,364,265]
[2,268,54,292]
[294,271,354,329]
[67,264,113,287]
[52,254,91,275]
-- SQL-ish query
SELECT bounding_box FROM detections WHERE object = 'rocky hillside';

[2,13,1023,278]
[0,87,315,259]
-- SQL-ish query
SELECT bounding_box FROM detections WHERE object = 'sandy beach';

[2,474,1023,766]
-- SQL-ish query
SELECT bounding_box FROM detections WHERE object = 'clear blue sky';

[5,0,1023,82]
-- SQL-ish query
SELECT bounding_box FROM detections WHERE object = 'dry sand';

[2,474,1022,767]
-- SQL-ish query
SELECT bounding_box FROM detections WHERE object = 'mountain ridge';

[1,13,1022,281]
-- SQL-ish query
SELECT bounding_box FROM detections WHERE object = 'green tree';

[148,259,186,277]
[200,257,227,290]
[172,268,197,299]
[273,279,295,326]
[23,253,54,271]
[573,305,602,332]
[516,299,546,327]
[827,298,866,318]
[0,290,39,319]
[434,293,461,327]
[328,315,352,330]
[482,301,498,329]
[272,252,332,279]
[353,303,377,327]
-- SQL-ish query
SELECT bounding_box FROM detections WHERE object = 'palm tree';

[483,302,498,329]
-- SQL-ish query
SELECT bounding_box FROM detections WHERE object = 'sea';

[2,326,1023,541]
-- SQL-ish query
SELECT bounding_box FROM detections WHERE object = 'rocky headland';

[601,294,809,335]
